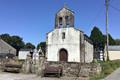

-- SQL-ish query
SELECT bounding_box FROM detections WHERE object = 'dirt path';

[0,72,88,80]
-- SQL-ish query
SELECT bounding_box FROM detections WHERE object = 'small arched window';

[62,32,65,39]
[59,17,63,25]
[65,16,70,27]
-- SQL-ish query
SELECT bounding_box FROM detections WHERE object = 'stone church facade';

[46,6,93,63]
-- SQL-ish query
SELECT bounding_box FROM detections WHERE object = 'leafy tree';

[0,34,37,56]
[115,39,120,45]
[11,36,25,50]
[0,34,25,56]
[37,42,46,54]
[90,26,104,50]
[24,42,35,49]
[109,34,115,45]
[0,34,25,50]
[90,27,115,61]
[0,34,12,45]
[103,34,115,45]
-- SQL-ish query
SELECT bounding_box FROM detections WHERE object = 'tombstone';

[36,47,46,77]
[32,49,39,73]
[23,52,33,73]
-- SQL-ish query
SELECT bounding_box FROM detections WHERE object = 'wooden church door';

[59,49,68,62]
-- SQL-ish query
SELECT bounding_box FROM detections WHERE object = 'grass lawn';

[90,60,120,80]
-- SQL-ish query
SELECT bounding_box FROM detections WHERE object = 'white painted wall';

[33,52,39,60]
[18,51,30,60]
[85,40,93,63]
[109,51,120,60]
[47,27,81,62]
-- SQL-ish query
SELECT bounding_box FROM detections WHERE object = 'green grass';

[90,60,120,80]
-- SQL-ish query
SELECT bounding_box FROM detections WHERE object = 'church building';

[46,6,93,63]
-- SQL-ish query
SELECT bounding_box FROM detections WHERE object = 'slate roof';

[19,49,33,51]
[56,5,74,15]
[108,46,120,51]
[0,39,16,52]
[84,34,93,45]
[0,53,15,59]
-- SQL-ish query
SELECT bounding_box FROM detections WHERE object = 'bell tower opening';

[65,16,70,27]
[62,32,65,39]
[59,17,63,28]
[55,6,74,29]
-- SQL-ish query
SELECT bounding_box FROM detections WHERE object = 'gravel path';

[0,72,88,80]
[105,68,120,80]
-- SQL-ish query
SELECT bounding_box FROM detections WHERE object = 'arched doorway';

[59,48,68,62]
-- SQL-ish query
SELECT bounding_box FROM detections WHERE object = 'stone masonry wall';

[46,61,101,77]
[22,58,101,77]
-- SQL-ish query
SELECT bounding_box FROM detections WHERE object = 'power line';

[88,5,104,27]
[109,4,120,12]
[88,0,112,28]
[108,0,112,2]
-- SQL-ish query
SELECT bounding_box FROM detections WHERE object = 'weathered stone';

[43,61,101,77]
[0,39,16,55]
[36,48,46,77]
[79,68,89,77]
[22,53,33,74]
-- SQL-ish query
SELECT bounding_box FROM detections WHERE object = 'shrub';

[101,62,113,75]
[90,60,120,80]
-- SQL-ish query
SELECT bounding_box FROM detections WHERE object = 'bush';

[101,62,113,75]
[90,60,120,80]
[92,59,98,63]
[103,66,113,75]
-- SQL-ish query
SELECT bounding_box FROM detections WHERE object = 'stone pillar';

[24,53,33,73]
[36,48,46,77]
[37,56,45,76]
[80,32,85,63]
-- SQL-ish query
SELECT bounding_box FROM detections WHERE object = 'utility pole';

[105,0,109,61]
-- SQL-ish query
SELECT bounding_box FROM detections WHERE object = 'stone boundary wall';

[45,61,101,77]
[21,59,101,77]
[0,50,101,78]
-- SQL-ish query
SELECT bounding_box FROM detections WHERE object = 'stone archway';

[59,48,68,62]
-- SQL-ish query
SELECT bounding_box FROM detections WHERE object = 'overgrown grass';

[90,60,120,80]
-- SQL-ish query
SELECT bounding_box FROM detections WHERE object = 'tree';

[109,34,115,45]
[0,34,12,45]
[24,42,35,49]
[0,34,25,56]
[90,27,115,61]
[103,34,115,45]
[115,39,120,45]
[90,26,104,50]
[0,33,37,56]
[11,36,25,50]
[37,42,46,54]
[0,34,25,50]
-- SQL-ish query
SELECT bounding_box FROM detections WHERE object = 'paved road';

[0,72,88,80]
[105,68,120,80]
